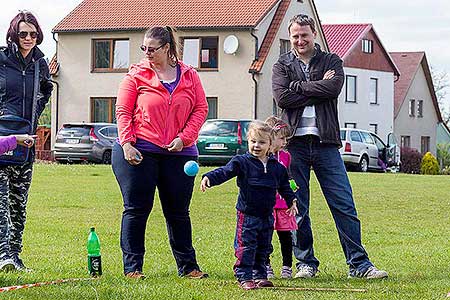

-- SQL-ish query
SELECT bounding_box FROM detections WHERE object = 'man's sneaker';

[266,264,275,279]
[348,266,388,279]
[281,266,292,279]
[12,256,32,273]
[125,271,146,279]
[239,280,257,290]
[255,279,274,288]
[0,258,15,272]
[184,269,209,279]
[294,264,318,278]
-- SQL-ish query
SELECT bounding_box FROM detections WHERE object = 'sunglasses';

[18,31,38,39]
[140,44,165,54]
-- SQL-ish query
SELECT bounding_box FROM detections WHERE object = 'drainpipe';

[51,32,59,147]
[250,29,259,119]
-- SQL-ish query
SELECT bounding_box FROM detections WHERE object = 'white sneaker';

[266,264,275,279]
[280,266,292,278]
[348,266,388,279]
[294,264,317,278]
[0,258,15,272]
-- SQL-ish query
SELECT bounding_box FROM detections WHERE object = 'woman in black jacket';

[0,11,53,272]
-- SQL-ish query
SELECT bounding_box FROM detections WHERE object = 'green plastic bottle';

[87,227,102,276]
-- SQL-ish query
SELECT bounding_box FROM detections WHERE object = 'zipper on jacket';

[262,161,267,173]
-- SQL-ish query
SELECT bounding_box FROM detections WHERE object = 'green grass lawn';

[0,164,448,299]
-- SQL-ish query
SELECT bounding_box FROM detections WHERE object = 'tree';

[431,67,450,125]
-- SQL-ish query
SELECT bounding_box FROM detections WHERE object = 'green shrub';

[437,143,450,169]
[420,152,439,175]
[441,166,450,175]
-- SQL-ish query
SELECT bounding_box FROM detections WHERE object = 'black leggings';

[267,230,293,267]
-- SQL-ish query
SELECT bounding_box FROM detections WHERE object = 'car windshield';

[200,121,238,137]
[58,126,90,137]
[340,130,346,140]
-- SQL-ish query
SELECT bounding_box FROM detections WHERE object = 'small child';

[0,135,35,155]
[264,116,298,279]
[200,120,298,290]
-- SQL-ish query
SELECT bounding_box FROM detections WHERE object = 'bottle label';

[88,255,102,276]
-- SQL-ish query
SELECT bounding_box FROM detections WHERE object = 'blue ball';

[184,160,199,176]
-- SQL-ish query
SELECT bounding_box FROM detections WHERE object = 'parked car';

[339,128,401,172]
[197,119,251,165]
[54,123,117,164]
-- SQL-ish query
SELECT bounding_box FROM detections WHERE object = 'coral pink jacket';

[116,60,208,148]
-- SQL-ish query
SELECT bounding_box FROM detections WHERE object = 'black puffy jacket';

[272,44,344,147]
[0,43,53,131]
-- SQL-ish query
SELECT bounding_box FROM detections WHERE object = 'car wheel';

[102,150,112,164]
[358,156,369,172]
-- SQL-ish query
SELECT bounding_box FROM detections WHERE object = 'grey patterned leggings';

[0,163,33,259]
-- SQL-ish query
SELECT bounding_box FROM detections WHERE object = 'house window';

[401,135,411,148]
[92,39,129,72]
[91,98,116,123]
[280,39,291,55]
[206,97,218,119]
[369,123,378,134]
[362,39,373,53]
[345,75,357,102]
[417,100,423,117]
[181,37,218,70]
[369,78,378,104]
[345,122,357,129]
[421,136,430,153]
[409,99,415,117]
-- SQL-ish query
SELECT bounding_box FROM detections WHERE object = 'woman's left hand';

[165,137,184,152]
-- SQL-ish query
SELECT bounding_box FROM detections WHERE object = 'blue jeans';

[287,136,373,273]
[233,211,274,282]
[112,143,200,275]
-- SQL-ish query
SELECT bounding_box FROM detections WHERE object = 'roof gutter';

[250,28,259,119]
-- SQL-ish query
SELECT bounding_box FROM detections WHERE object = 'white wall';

[394,65,438,155]
[338,67,395,141]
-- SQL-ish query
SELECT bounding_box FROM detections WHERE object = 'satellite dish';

[223,35,239,55]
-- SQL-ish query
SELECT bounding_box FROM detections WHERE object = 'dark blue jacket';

[203,152,296,217]
[0,43,53,129]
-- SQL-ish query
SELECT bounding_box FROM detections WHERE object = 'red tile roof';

[53,0,280,32]
[390,52,443,122]
[49,54,59,76]
[249,0,290,73]
[322,24,370,59]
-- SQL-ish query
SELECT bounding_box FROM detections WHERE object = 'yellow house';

[50,0,327,146]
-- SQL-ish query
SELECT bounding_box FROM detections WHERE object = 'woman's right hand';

[122,142,143,165]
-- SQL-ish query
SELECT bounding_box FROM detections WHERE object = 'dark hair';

[288,14,316,33]
[6,10,44,45]
[144,26,179,65]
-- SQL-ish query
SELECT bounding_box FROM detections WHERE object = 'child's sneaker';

[0,258,15,272]
[239,280,257,290]
[266,264,275,279]
[255,279,274,288]
[280,266,292,278]
[294,264,318,278]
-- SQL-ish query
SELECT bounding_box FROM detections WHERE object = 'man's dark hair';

[7,10,44,45]
[288,14,316,33]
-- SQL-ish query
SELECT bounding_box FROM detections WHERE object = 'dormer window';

[362,39,373,53]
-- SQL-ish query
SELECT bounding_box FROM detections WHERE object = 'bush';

[441,166,450,175]
[400,147,422,174]
[420,152,439,175]
[437,143,450,169]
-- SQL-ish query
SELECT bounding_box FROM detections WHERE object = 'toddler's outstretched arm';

[200,176,210,192]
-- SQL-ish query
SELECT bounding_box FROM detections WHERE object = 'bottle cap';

[90,227,95,231]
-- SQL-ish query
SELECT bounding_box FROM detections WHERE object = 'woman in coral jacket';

[112,26,208,279]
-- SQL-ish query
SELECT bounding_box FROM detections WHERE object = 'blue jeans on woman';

[287,135,373,274]
[112,143,200,275]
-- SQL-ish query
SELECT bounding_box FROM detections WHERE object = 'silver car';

[339,128,400,172]
[54,123,117,164]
